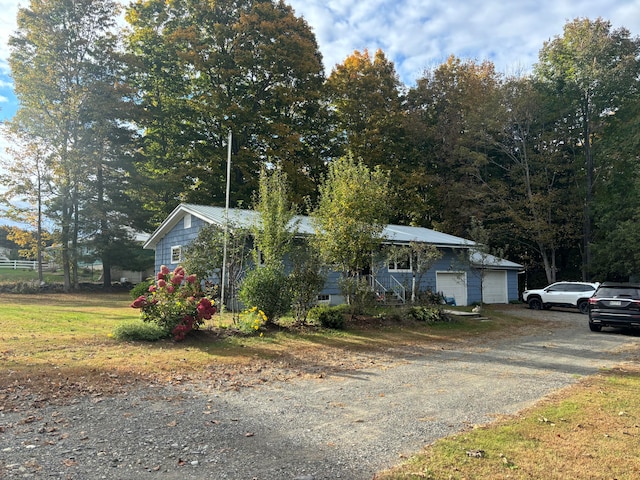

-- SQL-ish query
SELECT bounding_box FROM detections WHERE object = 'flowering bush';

[237,306,268,335]
[130,265,216,341]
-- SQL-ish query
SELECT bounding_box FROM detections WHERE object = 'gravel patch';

[2,307,639,479]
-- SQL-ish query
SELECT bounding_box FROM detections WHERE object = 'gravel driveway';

[2,307,639,480]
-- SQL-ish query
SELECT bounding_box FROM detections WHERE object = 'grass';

[2,292,639,479]
[375,366,640,479]
[0,293,503,387]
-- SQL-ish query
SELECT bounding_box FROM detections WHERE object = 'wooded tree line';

[2,0,640,291]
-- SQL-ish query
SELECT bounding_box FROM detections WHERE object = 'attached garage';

[482,270,508,304]
[436,271,468,306]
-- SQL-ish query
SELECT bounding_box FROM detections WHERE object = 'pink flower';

[182,315,195,327]
[172,322,190,341]
[196,297,216,319]
[157,271,165,280]
[148,285,157,293]
[166,285,175,294]
[185,274,197,284]
[173,266,185,276]
[161,265,170,275]
[171,274,184,285]
[157,279,167,288]
[130,295,147,309]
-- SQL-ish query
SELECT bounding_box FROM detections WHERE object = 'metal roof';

[145,203,493,252]
[469,250,523,269]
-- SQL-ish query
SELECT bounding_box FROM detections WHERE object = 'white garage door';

[482,270,507,304]
[436,272,467,306]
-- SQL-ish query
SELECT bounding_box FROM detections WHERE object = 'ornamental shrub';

[308,305,346,330]
[407,306,451,324]
[129,278,155,300]
[130,265,216,341]
[112,320,166,341]
[238,265,291,323]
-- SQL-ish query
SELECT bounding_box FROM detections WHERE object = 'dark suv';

[588,283,640,332]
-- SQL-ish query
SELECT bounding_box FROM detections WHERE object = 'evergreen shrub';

[308,305,346,329]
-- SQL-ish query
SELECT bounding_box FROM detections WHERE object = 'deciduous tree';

[535,17,640,279]
[312,154,390,290]
[9,0,133,290]
[251,168,297,267]
[0,128,52,283]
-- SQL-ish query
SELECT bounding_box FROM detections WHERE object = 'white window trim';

[184,213,192,229]
[171,245,182,264]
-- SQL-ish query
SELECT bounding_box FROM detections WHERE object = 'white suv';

[522,281,599,314]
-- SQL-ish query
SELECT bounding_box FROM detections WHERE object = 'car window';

[594,287,640,299]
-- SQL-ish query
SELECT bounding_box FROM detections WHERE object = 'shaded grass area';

[1,293,527,410]
[375,365,640,480]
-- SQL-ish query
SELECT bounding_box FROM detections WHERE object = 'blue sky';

[1,0,639,123]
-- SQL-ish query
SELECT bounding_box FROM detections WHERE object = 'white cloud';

[289,0,640,85]
[0,0,19,60]
[0,0,639,109]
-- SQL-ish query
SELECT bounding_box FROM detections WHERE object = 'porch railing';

[369,275,406,305]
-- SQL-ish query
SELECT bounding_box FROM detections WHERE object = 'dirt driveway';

[2,307,639,479]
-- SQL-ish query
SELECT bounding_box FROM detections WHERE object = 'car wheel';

[589,322,602,332]
[578,300,589,314]
[528,298,542,310]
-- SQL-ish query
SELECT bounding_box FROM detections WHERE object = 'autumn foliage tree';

[125,0,328,219]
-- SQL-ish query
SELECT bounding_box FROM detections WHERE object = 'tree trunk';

[36,169,44,285]
[97,162,112,289]
[582,100,594,281]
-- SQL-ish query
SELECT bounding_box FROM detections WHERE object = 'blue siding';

[154,215,206,272]
[507,270,519,302]
[372,248,477,302]
[152,218,521,306]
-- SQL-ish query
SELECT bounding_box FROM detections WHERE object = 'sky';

[1,0,640,123]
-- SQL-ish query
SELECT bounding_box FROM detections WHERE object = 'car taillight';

[588,297,599,305]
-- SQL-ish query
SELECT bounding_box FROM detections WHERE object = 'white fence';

[0,260,52,270]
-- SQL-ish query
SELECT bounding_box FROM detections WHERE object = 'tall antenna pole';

[220,130,232,315]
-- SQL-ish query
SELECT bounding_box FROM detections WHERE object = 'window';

[388,249,412,272]
[184,213,191,229]
[171,245,182,264]
[317,294,330,304]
